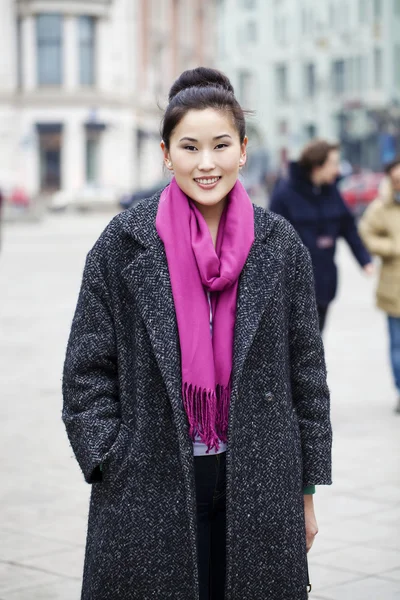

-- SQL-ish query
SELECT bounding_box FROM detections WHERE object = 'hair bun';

[168,67,234,102]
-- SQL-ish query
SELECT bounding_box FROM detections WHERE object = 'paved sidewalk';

[0,212,399,599]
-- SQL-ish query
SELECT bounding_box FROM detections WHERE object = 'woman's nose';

[198,152,215,171]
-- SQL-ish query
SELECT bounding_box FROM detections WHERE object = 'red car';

[339,172,384,216]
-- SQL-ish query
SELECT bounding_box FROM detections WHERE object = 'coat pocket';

[101,422,135,483]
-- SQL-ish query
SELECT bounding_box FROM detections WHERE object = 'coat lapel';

[120,197,189,440]
[232,207,281,392]
[126,244,182,398]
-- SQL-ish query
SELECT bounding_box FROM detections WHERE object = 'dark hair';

[298,139,340,174]
[384,156,400,175]
[161,67,246,149]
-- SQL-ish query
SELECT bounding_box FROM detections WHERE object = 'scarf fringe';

[183,382,231,453]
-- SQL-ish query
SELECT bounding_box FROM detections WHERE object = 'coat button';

[265,392,274,402]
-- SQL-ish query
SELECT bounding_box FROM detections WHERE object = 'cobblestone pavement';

[0,212,399,599]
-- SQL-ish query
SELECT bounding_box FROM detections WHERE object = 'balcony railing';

[16,0,112,18]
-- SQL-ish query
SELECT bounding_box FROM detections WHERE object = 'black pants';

[194,452,227,600]
[317,304,329,333]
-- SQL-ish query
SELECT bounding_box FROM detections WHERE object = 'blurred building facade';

[217,0,400,171]
[0,0,216,198]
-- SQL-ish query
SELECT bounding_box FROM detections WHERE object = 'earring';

[167,161,173,168]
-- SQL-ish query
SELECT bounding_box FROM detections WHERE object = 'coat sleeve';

[62,251,121,483]
[289,241,332,487]
[338,192,371,266]
[358,200,400,258]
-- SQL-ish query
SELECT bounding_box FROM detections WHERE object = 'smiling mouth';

[193,176,221,185]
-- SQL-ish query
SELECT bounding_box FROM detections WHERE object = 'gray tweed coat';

[63,191,332,600]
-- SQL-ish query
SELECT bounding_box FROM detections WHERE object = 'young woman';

[63,67,332,600]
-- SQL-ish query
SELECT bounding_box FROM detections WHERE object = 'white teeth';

[195,177,220,185]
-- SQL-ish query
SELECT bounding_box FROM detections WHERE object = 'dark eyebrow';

[178,134,232,142]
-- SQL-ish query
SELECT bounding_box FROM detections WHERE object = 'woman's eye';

[215,143,228,150]
[184,145,197,151]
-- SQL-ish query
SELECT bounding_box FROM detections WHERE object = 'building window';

[373,0,382,19]
[79,16,96,86]
[307,10,314,35]
[239,0,257,8]
[351,55,369,91]
[302,9,307,34]
[338,1,349,30]
[329,2,348,30]
[373,48,382,88]
[237,69,253,106]
[304,63,316,98]
[305,124,317,140]
[86,136,99,184]
[36,123,63,191]
[275,16,288,44]
[332,59,345,95]
[329,3,336,28]
[85,126,103,184]
[36,14,63,86]
[17,17,23,89]
[354,56,367,91]
[274,16,280,41]
[246,20,257,43]
[216,1,226,57]
[360,56,368,89]
[278,120,288,135]
[276,64,288,102]
[347,57,355,92]
[359,0,369,22]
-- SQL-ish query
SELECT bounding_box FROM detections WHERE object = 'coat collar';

[119,188,275,248]
[120,192,162,248]
[121,190,280,431]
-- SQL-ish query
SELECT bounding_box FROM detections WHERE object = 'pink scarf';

[156,177,254,451]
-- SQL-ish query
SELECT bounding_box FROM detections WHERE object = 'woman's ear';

[239,136,248,167]
[161,141,173,170]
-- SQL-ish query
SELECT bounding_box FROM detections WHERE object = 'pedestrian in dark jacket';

[63,68,332,600]
[270,140,373,331]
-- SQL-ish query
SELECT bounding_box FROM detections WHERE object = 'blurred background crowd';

[0,0,400,217]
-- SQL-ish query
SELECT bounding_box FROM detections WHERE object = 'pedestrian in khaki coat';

[358,157,400,413]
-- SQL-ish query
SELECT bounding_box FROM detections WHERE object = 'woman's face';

[161,108,247,208]
[316,150,341,184]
